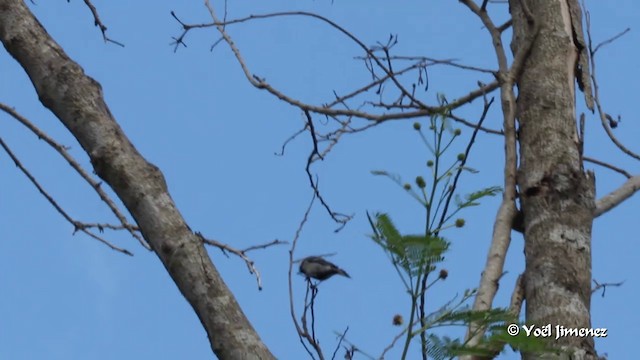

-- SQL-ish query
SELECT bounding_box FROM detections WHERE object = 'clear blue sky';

[1,1,637,359]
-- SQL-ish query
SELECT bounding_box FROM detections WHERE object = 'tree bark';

[0,1,274,359]
[511,0,598,358]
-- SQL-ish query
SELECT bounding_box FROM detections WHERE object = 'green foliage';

[455,186,502,210]
[368,212,449,279]
[425,334,457,360]
[366,110,555,359]
[367,111,509,359]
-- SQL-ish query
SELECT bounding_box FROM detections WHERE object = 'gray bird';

[299,256,350,281]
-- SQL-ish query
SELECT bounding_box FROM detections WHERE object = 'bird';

[299,256,350,281]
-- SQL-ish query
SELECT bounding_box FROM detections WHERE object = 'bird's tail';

[337,268,350,278]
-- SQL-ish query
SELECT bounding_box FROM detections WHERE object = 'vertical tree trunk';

[511,0,598,359]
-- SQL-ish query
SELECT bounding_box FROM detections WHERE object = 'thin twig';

[591,279,624,297]
[0,103,149,249]
[301,111,352,228]
[287,194,325,360]
[331,327,349,360]
[583,156,631,178]
[79,0,124,46]
[437,97,494,227]
[0,137,132,255]
[173,8,500,122]
[592,28,631,55]
[199,233,285,290]
[275,125,307,156]
[447,112,503,135]
[584,11,640,161]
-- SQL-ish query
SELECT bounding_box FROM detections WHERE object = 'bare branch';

[201,10,429,110]
[242,239,288,253]
[353,55,497,74]
[584,11,640,161]
[302,111,352,228]
[331,327,349,360]
[75,222,139,232]
[324,61,427,109]
[448,113,503,135]
[199,233,286,291]
[0,137,132,255]
[594,175,640,217]
[0,102,150,249]
[592,27,631,55]
[583,156,631,178]
[79,0,124,46]
[480,0,490,12]
[497,19,512,33]
[508,274,525,316]
[287,194,326,360]
[591,279,624,297]
[173,7,499,122]
[275,124,307,156]
[379,320,417,359]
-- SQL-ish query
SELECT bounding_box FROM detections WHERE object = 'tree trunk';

[0,1,274,359]
[511,0,598,358]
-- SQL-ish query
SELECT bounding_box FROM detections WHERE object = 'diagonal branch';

[0,102,150,249]
[0,1,274,357]
[0,137,132,255]
[594,175,640,217]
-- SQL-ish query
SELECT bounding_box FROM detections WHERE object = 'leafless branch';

[0,102,149,249]
[302,111,352,229]
[592,27,631,55]
[497,19,512,33]
[242,239,288,253]
[193,5,498,230]
[77,0,124,46]
[480,0,490,12]
[172,8,500,122]
[591,279,624,297]
[584,11,640,161]
[583,156,631,178]
[379,321,417,359]
[324,61,429,109]
[199,233,286,290]
[354,55,497,74]
[287,194,325,360]
[594,175,640,217]
[75,222,139,232]
[331,327,349,360]
[448,112,503,135]
[508,274,525,316]
[0,137,132,255]
[275,124,307,156]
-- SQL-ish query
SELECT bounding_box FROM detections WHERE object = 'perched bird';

[299,256,350,281]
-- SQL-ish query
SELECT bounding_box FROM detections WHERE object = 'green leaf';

[456,186,502,209]
[368,213,450,277]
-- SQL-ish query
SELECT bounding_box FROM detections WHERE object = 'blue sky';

[1,1,638,359]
